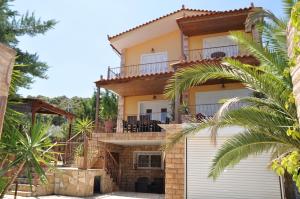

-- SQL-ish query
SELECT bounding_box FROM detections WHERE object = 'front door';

[140,52,168,75]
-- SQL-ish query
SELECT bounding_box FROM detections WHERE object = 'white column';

[182,34,189,61]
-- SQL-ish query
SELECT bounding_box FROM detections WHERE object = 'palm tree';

[165,0,300,189]
[0,122,57,198]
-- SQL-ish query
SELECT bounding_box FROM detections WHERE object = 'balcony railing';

[122,112,172,133]
[183,102,247,122]
[107,60,177,80]
[185,45,240,62]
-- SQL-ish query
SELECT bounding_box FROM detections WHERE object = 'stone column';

[288,21,300,124]
[120,49,126,77]
[0,43,16,137]
[116,96,124,133]
[180,32,189,61]
[161,124,185,199]
[95,86,100,131]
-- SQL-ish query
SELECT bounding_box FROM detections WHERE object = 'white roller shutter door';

[186,137,282,199]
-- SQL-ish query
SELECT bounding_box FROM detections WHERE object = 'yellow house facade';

[90,5,283,199]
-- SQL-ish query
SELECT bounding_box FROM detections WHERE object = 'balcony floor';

[92,132,166,146]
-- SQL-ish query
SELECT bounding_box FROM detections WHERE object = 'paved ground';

[5,192,165,199]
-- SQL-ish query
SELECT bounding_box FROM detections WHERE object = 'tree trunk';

[0,161,25,199]
[284,173,296,199]
[0,43,16,138]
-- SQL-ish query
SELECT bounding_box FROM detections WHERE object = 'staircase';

[59,134,121,192]
[7,175,39,197]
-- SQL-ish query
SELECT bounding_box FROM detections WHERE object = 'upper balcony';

[185,44,240,62]
[107,60,177,80]
[105,44,243,81]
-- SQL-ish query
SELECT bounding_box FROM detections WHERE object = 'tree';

[0,0,57,94]
[165,0,300,190]
[100,90,118,121]
[0,122,57,198]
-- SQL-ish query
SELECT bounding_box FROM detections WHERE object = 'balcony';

[185,45,241,62]
[182,102,246,122]
[107,60,176,80]
[122,111,172,133]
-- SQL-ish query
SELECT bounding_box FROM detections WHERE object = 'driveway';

[5,192,165,199]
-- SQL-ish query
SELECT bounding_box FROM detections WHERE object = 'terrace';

[105,45,243,80]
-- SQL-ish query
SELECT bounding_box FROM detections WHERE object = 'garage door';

[186,137,282,199]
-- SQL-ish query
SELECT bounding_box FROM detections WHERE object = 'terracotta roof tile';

[176,7,255,23]
[107,7,215,40]
[95,71,174,85]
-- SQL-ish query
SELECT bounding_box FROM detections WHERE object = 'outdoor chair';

[148,178,164,194]
[135,177,150,193]
[139,115,151,132]
[127,116,137,132]
[210,51,226,59]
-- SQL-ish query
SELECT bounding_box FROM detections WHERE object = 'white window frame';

[133,151,164,170]
[140,52,168,75]
[137,100,171,122]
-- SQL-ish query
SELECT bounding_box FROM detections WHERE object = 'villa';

[9,4,285,199]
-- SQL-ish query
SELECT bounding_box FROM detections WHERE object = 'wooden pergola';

[11,98,75,139]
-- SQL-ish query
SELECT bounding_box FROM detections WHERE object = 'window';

[161,108,167,123]
[146,109,152,120]
[135,152,162,169]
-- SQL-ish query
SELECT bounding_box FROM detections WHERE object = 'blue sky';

[14,0,284,98]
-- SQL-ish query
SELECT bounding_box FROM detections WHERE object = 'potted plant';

[179,102,192,123]
[100,90,118,133]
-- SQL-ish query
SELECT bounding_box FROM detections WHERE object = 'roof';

[107,5,257,53]
[107,6,214,40]
[11,98,75,120]
[176,6,259,36]
[95,71,174,86]
[176,6,255,23]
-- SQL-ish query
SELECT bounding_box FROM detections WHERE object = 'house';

[90,4,285,199]
[26,5,284,199]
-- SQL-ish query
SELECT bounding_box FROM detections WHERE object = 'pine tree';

[0,0,57,93]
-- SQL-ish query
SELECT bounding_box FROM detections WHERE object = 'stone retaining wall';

[36,168,117,197]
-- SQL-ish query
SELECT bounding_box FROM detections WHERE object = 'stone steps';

[10,184,36,192]
[7,190,33,197]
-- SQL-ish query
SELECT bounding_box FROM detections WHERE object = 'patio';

[5,192,165,199]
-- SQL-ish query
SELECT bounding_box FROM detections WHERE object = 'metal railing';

[182,102,247,122]
[185,45,240,62]
[122,111,172,133]
[107,60,177,80]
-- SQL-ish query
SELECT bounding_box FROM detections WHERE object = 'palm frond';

[282,0,298,17]
[208,131,293,180]
[229,31,288,75]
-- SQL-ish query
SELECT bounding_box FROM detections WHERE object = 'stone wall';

[0,43,16,136]
[119,145,165,192]
[162,124,185,199]
[35,168,117,197]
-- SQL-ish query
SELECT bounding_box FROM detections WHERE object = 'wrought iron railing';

[182,102,247,122]
[122,111,172,133]
[185,45,240,62]
[107,60,177,80]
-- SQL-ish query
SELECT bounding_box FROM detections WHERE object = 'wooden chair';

[139,115,151,132]
[127,116,137,132]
